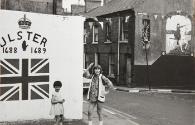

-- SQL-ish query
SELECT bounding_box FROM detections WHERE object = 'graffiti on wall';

[166,15,191,55]
[142,19,150,49]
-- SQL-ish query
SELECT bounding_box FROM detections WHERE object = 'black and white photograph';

[0,0,195,125]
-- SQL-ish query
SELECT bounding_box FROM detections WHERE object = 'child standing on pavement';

[50,81,65,125]
[83,63,115,125]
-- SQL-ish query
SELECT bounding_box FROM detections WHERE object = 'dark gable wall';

[133,0,195,89]
[134,0,194,65]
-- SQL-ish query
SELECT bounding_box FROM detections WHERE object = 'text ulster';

[0,31,47,47]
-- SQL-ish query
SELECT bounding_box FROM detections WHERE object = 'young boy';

[83,63,115,125]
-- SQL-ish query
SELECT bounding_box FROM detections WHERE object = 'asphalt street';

[102,90,195,125]
[0,90,194,125]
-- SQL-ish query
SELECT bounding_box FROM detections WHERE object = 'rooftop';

[82,0,193,18]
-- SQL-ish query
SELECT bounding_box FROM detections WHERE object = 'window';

[84,22,90,44]
[120,16,129,42]
[105,21,111,42]
[108,55,115,78]
[93,24,98,43]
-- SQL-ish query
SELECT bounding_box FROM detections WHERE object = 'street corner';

[82,101,139,125]
[114,86,195,94]
[115,86,149,93]
[170,89,195,94]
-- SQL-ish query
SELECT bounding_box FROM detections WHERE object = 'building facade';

[133,0,195,89]
[83,1,135,86]
[83,0,195,89]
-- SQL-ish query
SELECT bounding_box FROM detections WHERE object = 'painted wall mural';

[0,10,84,121]
[166,15,191,55]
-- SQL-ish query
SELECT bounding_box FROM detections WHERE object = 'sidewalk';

[0,101,139,125]
[115,86,195,94]
[0,119,86,125]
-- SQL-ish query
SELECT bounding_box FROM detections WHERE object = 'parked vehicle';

[83,69,91,94]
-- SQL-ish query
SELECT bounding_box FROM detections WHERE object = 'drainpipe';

[117,16,120,85]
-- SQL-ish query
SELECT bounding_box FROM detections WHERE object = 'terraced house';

[83,0,195,89]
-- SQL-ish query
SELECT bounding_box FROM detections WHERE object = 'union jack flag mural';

[0,59,49,101]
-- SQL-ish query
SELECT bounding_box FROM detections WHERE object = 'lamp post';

[144,42,150,90]
[142,18,151,90]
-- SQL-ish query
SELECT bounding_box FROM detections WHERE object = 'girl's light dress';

[50,91,64,116]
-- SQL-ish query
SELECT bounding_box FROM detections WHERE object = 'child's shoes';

[99,121,103,125]
[88,121,92,125]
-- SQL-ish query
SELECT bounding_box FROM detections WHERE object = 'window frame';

[119,16,129,43]
[92,24,99,44]
[105,21,112,43]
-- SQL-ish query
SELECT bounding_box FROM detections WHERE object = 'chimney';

[53,0,64,15]
[85,0,101,12]
[104,0,111,5]
[101,0,104,6]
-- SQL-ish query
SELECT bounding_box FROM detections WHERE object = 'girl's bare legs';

[59,115,63,125]
[55,116,60,125]
[97,102,103,125]
[88,102,96,125]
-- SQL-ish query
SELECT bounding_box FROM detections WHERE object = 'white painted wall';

[0,10,84,121]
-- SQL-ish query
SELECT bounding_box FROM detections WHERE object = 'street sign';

[0,10,84,121]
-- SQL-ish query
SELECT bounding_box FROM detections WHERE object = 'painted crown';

[18,14,31,29]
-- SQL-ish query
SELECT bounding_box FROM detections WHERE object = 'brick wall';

[85,1,101,12]
[110,17,119,43]
[84,12,134,85]
[0,0,63,14]
[85,18,119,44]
